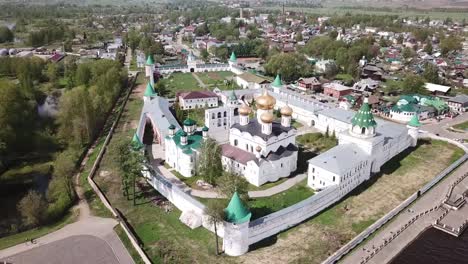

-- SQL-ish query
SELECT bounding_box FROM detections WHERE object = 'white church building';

[220,89,298,186]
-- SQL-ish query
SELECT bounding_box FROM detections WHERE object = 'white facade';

[179,95,218,110]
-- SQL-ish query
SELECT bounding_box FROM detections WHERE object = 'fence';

[322,153,468,264]
[85,72,153,264]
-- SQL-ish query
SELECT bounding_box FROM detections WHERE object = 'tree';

[295,31,303,42]
[403,74,426,94]
[155,80,168,97]
[200,49,209,63]
[0,26,14,43]
[422,63,440,84]
[402,47,414,60]
[196,138,223,185]
[440,35,462,55]
[75,64,92,87]
[18,190,46,227]
[423,39,433,54]
[265,52,311,82]
[46,63,60,84]
[216,172,249,200]
[205,199,226,255]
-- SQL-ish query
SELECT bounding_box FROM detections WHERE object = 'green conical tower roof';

[351,98,377,128]
[408,114,421,127]
[228,89,237,101]
[229,51,237,62]
[144,82,157,97]
[272,74,283,87]
[224,192,251,224]
[131,133,144,150]
[146,55,154,65]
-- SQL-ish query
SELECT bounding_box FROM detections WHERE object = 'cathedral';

[220,89,298,186]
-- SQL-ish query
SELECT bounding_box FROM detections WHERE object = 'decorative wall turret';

[223,192,251,256]
[280,105,293,128]
[350,97,377,138]
[228,51,237,70]
[145,55,155,87]
[407,114,420,147]
[271,74,283,93]
[143,82,157,102]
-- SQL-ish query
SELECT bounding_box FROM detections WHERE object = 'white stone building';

[308,99,420,197]
[178,91,219,110]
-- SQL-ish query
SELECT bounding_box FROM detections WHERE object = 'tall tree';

[205,199,226,255]
[18,190,46,227]
[216,172,249,200]
[196,138,223,185]
[422,63,440,84]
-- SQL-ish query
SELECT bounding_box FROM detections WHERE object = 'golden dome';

[239,104,252,116]
[260,112,274,123]
[255,146,262,152]
[256,89,276,110]
[280,105,293,116]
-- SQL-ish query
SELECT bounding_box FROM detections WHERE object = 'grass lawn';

[292,120,304,129]
[453,121,468,131]
[297,132,338,153]
[164,73,202,97]
[114,225,145,264]
[248,180,314,219]
[195,71,237,90]
[0,211,77,250]
[238,139,464,264]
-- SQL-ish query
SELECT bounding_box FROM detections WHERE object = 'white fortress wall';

[247,185,340,245]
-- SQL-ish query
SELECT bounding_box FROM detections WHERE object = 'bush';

[17,190,46,227]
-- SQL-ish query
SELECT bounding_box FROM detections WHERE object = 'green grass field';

[164,73,202,97]
[195,71,237,90]
[453,121,468,131]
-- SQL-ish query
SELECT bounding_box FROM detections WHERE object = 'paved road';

[422,112,468,140]
[342,159,468,264]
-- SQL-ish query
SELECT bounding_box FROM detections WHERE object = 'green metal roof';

[166,129,203,152]
[183,118,196,126]
[202,126,209,131]
[228,90,237,101]
[224,192,251,224]
[272,74,283,87]
[146,55,154,65]
[229,51,237,62]
[392,103,417,113]
[351,100,377,128]
[131,133,144,150]
[168,124,176,130]
[144,82,157,97]
[408,114,421,127]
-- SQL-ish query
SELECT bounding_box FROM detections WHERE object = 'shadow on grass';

[248,140,431,253]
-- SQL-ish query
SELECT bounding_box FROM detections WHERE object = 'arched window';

[234,108,239,116]
[212,113,215,119]
[217,112,221,118]
[234,139,238,146]
[224,111,227,117]
[361,127,366,134]
[333,176,335,182]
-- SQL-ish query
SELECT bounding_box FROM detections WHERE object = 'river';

[390,227,468,264]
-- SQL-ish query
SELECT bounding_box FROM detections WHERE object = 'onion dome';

[202,126,209,132]
[224,192,251,224]
[260,112,274,123]
[183,118,196,126]
[229,51,237,62]
[408,114,421,127]
[146,55,154,65]
[351,97,377,128]
[255,146,262,152]
[239,104,252,116]
[280,105,293,116]
[168,124,176,130]
[256,89,276,110]
[180,131,187,137]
